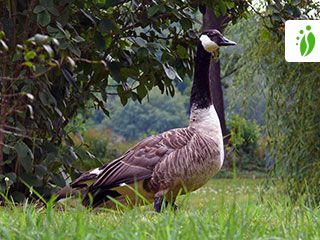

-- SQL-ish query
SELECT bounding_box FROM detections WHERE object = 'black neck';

[190,41,212,109]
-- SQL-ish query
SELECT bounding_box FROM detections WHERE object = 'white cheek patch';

[200,35,219,53]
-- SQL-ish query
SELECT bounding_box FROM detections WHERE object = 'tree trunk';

[202,9,229,145]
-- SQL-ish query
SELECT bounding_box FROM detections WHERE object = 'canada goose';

[56,29,236,212]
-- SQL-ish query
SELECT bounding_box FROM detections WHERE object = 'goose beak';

[218,36,237,46]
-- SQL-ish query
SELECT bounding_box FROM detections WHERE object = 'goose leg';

[154,196,163,213]
[164,200,178,211]
[154,190,166,212]
[154,190,178,212]
[171,202,178,211]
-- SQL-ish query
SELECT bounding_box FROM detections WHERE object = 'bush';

[227,114,264,172]
[71,128,134,171]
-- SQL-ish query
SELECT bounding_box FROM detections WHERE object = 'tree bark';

[202,9,230,145]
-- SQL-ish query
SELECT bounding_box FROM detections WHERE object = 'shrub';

[71,128,134,171]
[227,114,264,172]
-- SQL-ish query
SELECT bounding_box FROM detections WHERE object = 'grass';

[0,178,319,240]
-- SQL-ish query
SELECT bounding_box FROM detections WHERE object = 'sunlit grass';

[0,179,319,239]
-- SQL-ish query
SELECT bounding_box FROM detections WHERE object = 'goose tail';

[54,185,83,201]
[54,169,100,203]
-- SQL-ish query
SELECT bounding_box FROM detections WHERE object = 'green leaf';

[162,64,176,80]
[22,61,34,69]
[105,36,112,49]
[34,34,49,44]
[12,191,26,202]
[14,142,34,173]
[66,56,76,69]
[219,3,227,15]
[226,1,235,8]
[168,84,175,97]
[54,106,63,117]
[214,1,227,16]
[35,165,48,178]
[43,44,54,57]
[51,174,65,187]
[147,5,162,17]
[25,51,36,61]
[68,43,81,57]
[100,83,108,102]
[117,86,128,106]
[47,7,59,16]
[98,18,117,33]
[180,18,192,31]
[131,92,141,103]
[37,10,51,27]
[137,84,148,99]
[94,31,106,51]
[39,90,57,107]
[73,35,85,43]
[108,61,123,82]
[47,25,58,33]
[0,40,9,51]
[20,173,42,187]
[137,47,149,58]
[33,5,46,14]
[176,45,188,59]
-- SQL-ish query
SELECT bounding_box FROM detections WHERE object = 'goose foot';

[154,198,178,212]
[154,196,163,213]
[154,190,167,212]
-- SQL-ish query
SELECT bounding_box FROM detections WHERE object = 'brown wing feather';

[87,127,196,192]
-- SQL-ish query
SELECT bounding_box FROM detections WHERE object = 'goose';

[56,29,236,211]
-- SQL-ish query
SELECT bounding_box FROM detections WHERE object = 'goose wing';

[87,127,196,191]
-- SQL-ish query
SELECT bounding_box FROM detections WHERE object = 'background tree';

[103,89,188,140]
[225,0,320,204]
[201,2,249,147]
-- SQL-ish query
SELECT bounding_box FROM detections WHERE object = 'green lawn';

[0,179,319,239]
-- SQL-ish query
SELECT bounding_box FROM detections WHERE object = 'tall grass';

[0,179,319,240]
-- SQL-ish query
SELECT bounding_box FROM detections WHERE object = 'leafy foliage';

[227,114,263,172]
[70,128,134,171]
[225,1,320,204]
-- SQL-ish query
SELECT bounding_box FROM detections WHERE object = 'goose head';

[200,29,236,56]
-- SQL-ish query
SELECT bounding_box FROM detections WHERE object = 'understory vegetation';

[0,179,319,239]
[223,15,320,204]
